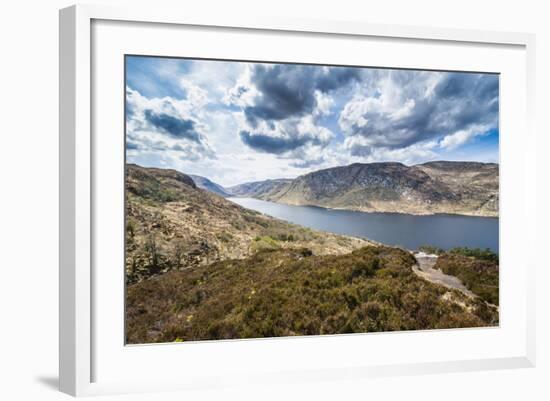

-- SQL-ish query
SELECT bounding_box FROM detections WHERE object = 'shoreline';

[228,197,499,254]
[228,196,499,219]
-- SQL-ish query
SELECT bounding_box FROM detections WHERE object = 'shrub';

[126,246,497,344]
[172,241,186,268]
[251,236,281,253]
[418,245,444,255]
[448,247,499,263]
[126,218,137,239]
[217,232,233,243]
[349,258,379,281]
[435,253,499,305]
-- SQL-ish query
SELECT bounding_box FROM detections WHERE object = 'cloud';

[226,63,361,155]
[240,131,314,154]
[125,56,500,186]
[338,71,499,156]
[125,86,215,161]
[341,137,439,165]
[222,65,258,107]
[314,90,334,116]
[242,64,360,124]
[289,157,326,169]
[126,141,140,150]
[180,78,209,108]
[236,113,333,155]
[143,110,201,142]
[439,124,492,150]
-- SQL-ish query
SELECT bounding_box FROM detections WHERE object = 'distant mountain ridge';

[189,174,233,198]
[227,178,293,200]
[228,161,499,217]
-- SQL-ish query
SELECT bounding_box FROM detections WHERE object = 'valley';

[125,163,499,343]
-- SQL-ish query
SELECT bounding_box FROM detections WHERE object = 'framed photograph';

[59,4,536,396]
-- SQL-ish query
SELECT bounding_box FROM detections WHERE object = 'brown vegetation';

[125,164,373,283]
[125,164,499,344]
[126,246,497,344]
[434,251,499,305]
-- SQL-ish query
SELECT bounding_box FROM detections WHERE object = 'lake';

[228,197,499,253]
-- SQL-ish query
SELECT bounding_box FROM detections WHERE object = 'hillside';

[232,161,498,217]
[228,178,293,199]
[125,164,372,283]
[126,245,498,344]
[188,174,232,197]
[435,250,499,305]
[125,164,499,343]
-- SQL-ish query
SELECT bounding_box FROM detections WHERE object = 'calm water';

[229,197,499,253]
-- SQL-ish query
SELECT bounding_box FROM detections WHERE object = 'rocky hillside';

[125,164,373,283]
[233,161,498,217]
[188,174,232,197]
[228,178,293,199]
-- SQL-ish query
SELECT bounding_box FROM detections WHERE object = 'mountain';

[232,161,498,217]
[125,163,498,343]
[188,174,232,197]
[125,164,372,283]
[228,178,293,199]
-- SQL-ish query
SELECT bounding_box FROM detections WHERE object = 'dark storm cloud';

[340,71,499,155]
[235,64,360,154]
[239,130,323,155]
[125,86,216,162]
[244,64,361,124]
[437,72,498,102]
[427,72,498,134]
[126,141,140,150]
[144,110,202,143]
[316,68,363,92]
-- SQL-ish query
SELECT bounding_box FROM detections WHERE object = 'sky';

[126,56,499,187]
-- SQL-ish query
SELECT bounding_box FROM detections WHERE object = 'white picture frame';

[59,4,536,397]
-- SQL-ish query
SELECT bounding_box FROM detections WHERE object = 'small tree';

[144,234,160,268]
[126,218,137,244]
[173,241,186,269]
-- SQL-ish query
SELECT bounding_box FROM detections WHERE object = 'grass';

[434,251,499,305]
[251,235,281,252]
[447,247,499,263]
[418,245,445,255]
[418,246,499,305]
[126,246,497,344]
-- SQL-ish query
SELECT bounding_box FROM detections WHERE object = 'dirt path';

[412,252,476,298]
